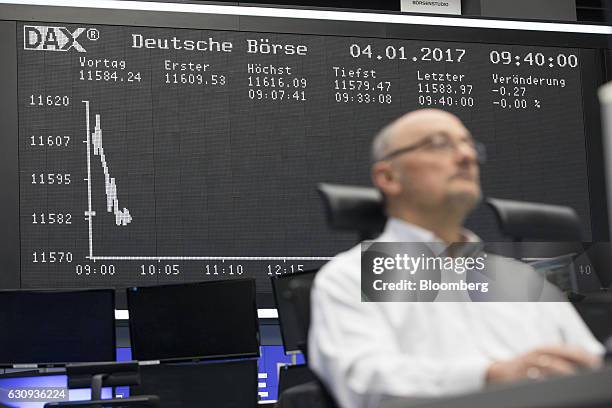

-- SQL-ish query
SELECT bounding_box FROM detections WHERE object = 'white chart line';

[83,100,95,259]
[92,114,133,227]
[90,256,333,261]
[82,101,331,263]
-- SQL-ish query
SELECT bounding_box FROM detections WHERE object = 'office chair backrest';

[273,269,339,408]
[278,364,316,395]
[288,278,315,357]
[272,270,318,355]
[316,183,385,241]
[485,197,583,241]
[273,272,318,359]
[317,183,583,243]
[276,275,339,408]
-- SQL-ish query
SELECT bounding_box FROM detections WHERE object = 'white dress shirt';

[308,218,604,408]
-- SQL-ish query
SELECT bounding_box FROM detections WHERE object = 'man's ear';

[372,161,402,197]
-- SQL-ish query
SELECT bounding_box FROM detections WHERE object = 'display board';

[0,2,609,305]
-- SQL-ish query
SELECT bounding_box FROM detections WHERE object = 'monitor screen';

[132,360,258,408]
[271,270,318,354]
[0,289,116,366]
[0,2,609,306]
[127,279,259,361]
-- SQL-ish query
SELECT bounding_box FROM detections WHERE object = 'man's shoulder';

[485,252,533,269]
[482,252,568,302]
[485,252,544,277]
[314,243,363,289]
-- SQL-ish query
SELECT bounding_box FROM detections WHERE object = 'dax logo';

[24,25,88,52]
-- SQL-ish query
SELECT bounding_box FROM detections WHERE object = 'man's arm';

[554,302,606,355]
[486,302,603,383]
[486,345,601,382]
[307,255,490,408]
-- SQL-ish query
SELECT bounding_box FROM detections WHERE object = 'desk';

[383,364,612,408]
[574,291,612,343]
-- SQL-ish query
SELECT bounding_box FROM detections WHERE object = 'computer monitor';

[271,270,318,355]
[0,289,116,367]
[483,241,609,293]
[578,242,612,290]
[131,360,258,408]
[127,279,260,361]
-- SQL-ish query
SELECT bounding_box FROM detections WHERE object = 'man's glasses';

[379,132,487,164]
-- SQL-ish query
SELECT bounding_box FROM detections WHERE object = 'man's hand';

[486,345,602,383]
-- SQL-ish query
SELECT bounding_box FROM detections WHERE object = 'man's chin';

[447,187,482,211]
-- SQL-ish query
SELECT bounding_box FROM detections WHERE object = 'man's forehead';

[391,111,469,144]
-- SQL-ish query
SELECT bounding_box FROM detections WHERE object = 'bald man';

[308,109,604,408]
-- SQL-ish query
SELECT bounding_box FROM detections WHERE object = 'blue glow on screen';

[258,345,305,401]
[115,348,131,398]
[0,375,113,408]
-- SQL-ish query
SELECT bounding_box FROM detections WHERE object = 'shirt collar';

[379,217,481,244]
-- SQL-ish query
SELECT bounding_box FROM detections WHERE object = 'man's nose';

[455,142,478,164]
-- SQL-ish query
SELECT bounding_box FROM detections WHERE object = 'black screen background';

[127,279,259,361]
[13,21,598,298]
[0,289,116,365]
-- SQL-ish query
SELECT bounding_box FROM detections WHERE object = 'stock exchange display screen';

[1,9,604,300]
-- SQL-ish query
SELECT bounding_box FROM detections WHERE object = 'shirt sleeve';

[307,254,491,408]
[553,302,605,356]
